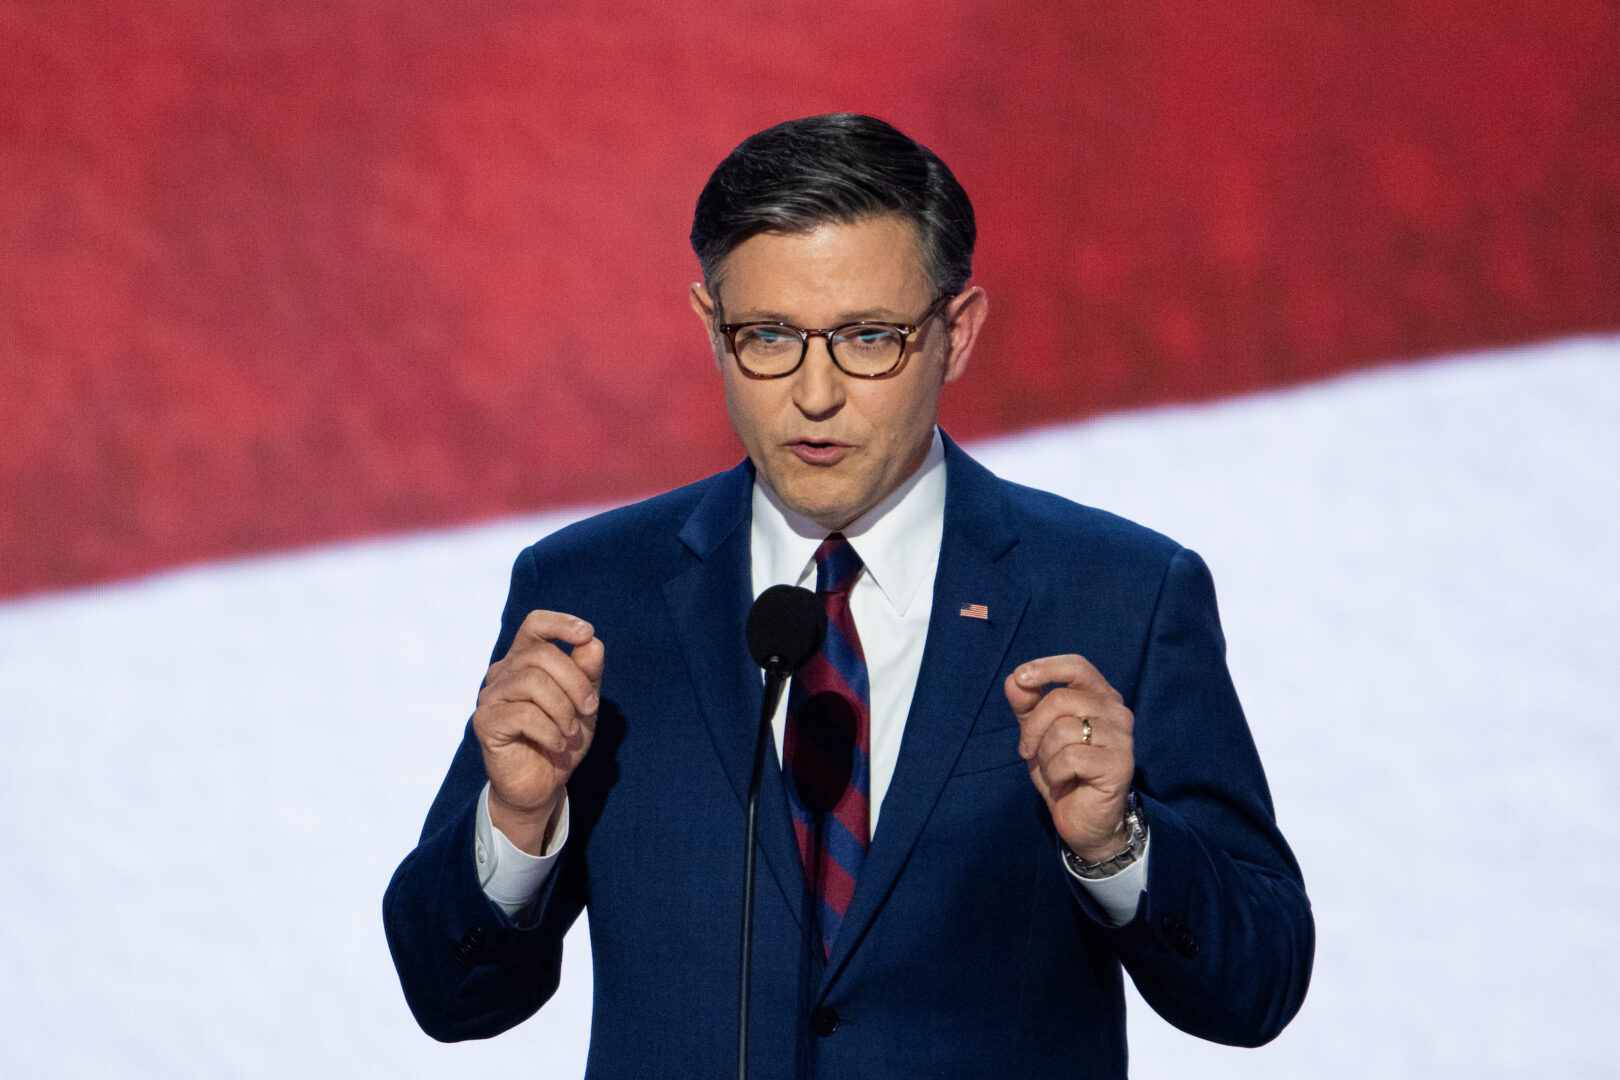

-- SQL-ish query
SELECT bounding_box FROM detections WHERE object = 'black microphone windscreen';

[746,585,826,672]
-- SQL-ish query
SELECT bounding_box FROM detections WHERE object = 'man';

[384,113,1313,1078]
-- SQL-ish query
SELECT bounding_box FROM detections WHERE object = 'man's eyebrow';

[723,307,910,325]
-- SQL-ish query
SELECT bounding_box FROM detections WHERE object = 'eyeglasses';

[717,293,954,379]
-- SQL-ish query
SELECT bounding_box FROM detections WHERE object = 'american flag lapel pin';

[959,602,989,620]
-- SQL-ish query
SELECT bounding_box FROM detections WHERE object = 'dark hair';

[690,113,976,298]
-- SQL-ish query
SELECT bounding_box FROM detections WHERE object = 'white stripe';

[1,334,1615,1077]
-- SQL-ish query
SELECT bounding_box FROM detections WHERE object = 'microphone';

[738,585,824,1080]
[747,584,826,677]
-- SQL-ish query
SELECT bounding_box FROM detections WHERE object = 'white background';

[3,336,1616,1077]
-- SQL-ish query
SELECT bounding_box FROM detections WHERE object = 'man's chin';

[770,484,863,533]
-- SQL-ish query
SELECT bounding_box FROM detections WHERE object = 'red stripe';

[789,816,862,914]
[818,856,857,916]
[7,1,1616,597]
[832,789,871,848]
[792,656,870,727]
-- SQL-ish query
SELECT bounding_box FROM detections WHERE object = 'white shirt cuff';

[1064,831,1150,926]
[474,781,568,917]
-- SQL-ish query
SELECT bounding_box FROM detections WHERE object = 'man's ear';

[689,283,725,370]
[688,281,715,323]
[941,285,988,385]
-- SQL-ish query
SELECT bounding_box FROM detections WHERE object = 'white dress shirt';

[475,430,1147,923]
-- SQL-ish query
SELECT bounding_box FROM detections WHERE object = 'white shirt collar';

[751,428,947,616]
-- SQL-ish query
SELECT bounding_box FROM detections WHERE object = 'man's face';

[690,215,984,532]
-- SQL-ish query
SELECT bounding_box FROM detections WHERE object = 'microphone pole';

[740,587,825,1080]
[739,657,786,1080]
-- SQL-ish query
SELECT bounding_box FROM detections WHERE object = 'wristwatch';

[1062,791,1147,880]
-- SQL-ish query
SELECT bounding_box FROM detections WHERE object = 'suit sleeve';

[381,547,589,1041]
[1067,546,1315,1047]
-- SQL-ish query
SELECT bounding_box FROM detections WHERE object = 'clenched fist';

[472,610,605,854]
[1004,654,1135,862]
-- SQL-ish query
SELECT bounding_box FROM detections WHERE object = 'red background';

[3,0,1617,598]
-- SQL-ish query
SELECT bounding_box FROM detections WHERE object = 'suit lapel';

[661,463,815,946]
[822,440,1029,986]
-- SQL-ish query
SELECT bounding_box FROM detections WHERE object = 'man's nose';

[792,336,846,416]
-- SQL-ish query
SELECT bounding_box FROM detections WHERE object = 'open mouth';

[790,440,850,464]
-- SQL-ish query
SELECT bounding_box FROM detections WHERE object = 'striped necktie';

[784,533,871,958]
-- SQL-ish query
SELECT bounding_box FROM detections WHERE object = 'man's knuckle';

[1039,728,1071,764]
[1057,743,1091,774]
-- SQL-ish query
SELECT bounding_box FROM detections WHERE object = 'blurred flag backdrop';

[3,0,1616,598]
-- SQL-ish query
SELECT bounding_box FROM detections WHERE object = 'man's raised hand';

[1004,654,1135,862]
[472,610,605,855]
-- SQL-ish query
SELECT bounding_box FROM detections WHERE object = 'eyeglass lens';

[733,324,907,377]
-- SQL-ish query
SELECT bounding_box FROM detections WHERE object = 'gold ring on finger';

[1081,718,1093,745]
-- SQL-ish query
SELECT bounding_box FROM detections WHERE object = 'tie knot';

[813,533,863,594]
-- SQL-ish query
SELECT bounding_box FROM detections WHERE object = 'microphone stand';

[739,657,790,1080]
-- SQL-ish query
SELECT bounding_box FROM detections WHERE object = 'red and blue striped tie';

[784,533,871,958]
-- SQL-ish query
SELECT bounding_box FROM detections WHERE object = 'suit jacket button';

[1158,914,1200,958]
[809,1006,840,1037]
[455,925,486,967]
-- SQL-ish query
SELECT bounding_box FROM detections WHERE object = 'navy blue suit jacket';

[384,437,1313,1078]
